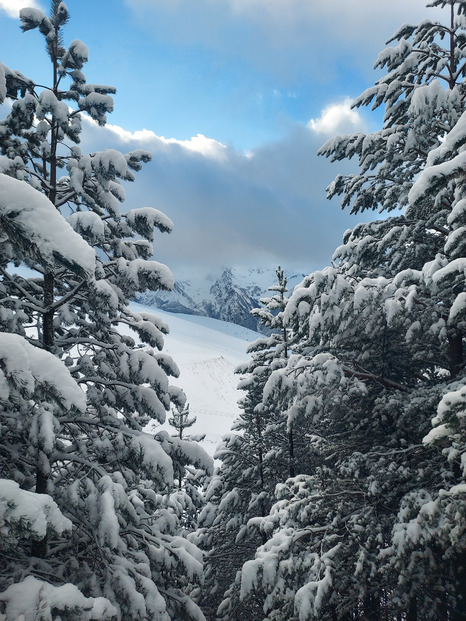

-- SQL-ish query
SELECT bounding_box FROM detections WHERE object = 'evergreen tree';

[0,4,210,619]
[0,175,117,618]
[169,403,197,443]
[194,267,294,621]
[163,403,211,532]
[235,2,466,619]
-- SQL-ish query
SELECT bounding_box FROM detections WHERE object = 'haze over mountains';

[136,267,306,332]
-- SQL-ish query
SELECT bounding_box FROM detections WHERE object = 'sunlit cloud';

[308,98,365,136]
[78,107,364,274]
[0,0,42,18]
[152,133,227,159]
[85,117,228,159]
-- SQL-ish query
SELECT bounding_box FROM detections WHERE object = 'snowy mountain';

[135,266,306,332]
[130,303,260,457]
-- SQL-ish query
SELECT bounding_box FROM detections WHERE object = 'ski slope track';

[130,302,260,457]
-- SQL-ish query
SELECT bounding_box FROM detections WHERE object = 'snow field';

[130,303,259,456]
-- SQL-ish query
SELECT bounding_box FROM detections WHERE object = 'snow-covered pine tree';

[236,268,448,619]
[0,4,210,619]
[251,266,298,479]
[0,175,117,619]
[234,2,466,619]
[193,267,295,621]
[383,87,466,621]
[0,477,118,620]
[169,403,197,443]
[320,3,466,615]
[163,403,211,533]
[236,265,294,486]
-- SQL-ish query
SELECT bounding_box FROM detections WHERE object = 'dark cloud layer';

[80,114,369,276]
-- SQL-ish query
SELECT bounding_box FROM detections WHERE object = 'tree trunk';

[30,271,55,560]
[406,597,417,621]
[31,530,48,558]
[363,593,381,621]
[288,424,296,478]
[31,272,55,558]
[43,272,55,352]
[451,550,466,620]
[448,330,463,378]
[31,451,49,558]
[32,40,59,558]
[448,0,456,90]
[255,412,265,493]
[254,412,268,545]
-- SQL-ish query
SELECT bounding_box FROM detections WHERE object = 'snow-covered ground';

[130,303,259,456]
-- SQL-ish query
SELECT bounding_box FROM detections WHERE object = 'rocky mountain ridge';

[135,267,307,332]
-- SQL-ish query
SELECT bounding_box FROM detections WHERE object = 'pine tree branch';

[51,451,107,477]
[56,336,118,350]
[0,268,46,312]
[341,364,409,391]
[50,278,87,312]
[59,415,138,437]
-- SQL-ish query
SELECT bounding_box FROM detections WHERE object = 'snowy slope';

[130,303,259,457]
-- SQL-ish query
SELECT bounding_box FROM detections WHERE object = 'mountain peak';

[135,266,306,331]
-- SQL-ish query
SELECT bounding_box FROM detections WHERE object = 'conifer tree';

[0,175,118,618]
[163,403,211,533]
[0,4,210,619]
[235,2,466,619]
[194,267,294,621]
[170,403,197,442]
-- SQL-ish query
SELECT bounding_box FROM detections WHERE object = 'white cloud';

[219,0,442,37]
[0,0,42,18]
[78,111,366,274]
[84,117,227,159]
[308,98,365,136]
[124,0,445,94]
[155,133,228,158]
[126,0,442,53]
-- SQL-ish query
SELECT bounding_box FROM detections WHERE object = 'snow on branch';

[79,93,114,126]
[0,332,86,411]
[126,207,174,240]
[0,174,95,277]
[0,575,117,621]
[294,544,341,620]
[118,258,174,292]
[0,479,71,546]
[19,8,49,32]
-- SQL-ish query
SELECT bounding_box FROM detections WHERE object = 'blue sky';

[0,0,443,277]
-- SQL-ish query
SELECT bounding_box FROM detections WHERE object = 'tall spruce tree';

[0,4,210,619]
[0,174,118,618]
[163,403,211,534]
[234,2,466,619]
[194,267,294,621]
